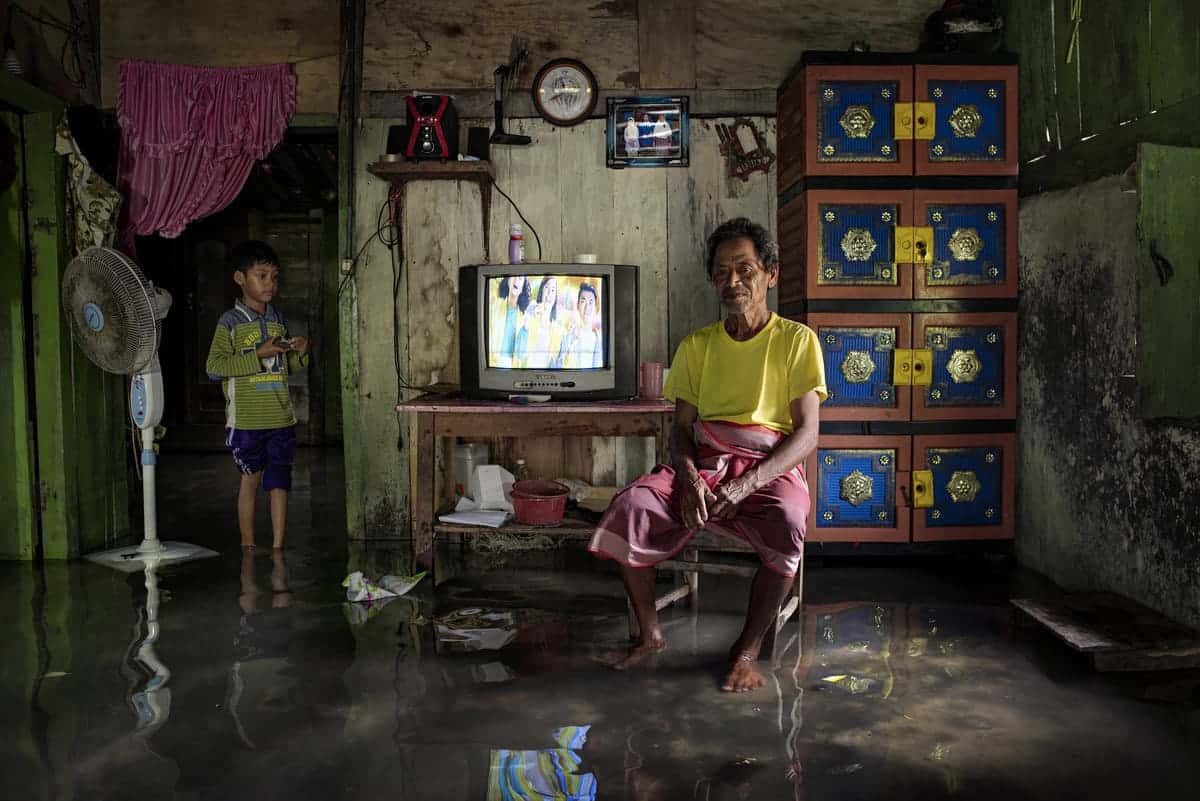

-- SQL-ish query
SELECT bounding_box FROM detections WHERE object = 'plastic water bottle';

[513,458,529,483]
[509,224,525,264]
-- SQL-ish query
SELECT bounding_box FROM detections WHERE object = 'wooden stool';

[627,530,804,662]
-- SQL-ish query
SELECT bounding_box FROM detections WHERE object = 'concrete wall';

[1017,174,1200,628]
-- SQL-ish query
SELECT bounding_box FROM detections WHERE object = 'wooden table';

[394,394,674,575]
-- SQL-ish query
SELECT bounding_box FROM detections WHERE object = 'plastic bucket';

[511,479,570,525]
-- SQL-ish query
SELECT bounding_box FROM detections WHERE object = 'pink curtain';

[116,59,296,251]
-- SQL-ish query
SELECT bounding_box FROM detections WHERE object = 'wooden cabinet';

[807,435,911,543]
[805,432,1015,543]
[778,54,1018,179]
[779,51,1019,546]
[806,312,1016,421]
[780,189,1018,301]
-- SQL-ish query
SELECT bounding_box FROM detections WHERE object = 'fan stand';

[86,370,219,570]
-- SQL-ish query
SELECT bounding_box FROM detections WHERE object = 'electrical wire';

[490,177,542,261]
[336,190,444,401]
[6,3,87,91]
[336,193,395,300]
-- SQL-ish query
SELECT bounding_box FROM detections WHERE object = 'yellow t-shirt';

[664,314,827,434]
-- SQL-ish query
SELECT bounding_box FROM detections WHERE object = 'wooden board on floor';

[1012,594,1200,672]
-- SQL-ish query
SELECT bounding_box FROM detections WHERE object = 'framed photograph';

[606,96,689,168]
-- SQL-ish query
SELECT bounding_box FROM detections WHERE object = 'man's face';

[235,261,279,304]
[711,237,776,315]
[578,289,597,321]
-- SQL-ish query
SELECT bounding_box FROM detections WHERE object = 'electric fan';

[62,246,218,569]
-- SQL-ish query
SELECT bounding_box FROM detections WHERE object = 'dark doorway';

[134,125,341,450]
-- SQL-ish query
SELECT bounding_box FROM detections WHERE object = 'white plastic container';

[454,442,490,498]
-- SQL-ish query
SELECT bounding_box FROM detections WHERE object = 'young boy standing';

[205,241,310,550]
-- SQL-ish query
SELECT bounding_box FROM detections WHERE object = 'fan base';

[85,541,219,572]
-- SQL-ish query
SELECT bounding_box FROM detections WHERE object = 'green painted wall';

[1009,1,1200,626]
[2,75,130,560]
[1006,0,1200,193]
[0,111,38,560]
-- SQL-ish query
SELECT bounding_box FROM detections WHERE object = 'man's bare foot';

[612,636,666,670]
[721,652,766,692]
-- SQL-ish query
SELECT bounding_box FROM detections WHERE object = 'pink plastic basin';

[511,479,570,525]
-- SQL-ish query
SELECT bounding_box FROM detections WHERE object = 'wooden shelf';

[366,159,494,181]
[435,515,596,540]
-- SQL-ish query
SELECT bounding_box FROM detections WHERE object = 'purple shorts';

[225,426,297,491]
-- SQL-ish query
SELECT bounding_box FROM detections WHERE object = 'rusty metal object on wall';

[716,117,775,182]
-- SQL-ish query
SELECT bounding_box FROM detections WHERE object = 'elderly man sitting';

[590,217,826,692]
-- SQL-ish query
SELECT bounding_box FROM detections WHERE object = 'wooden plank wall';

[349,120,420,537]
[1135,144,1200,419]
[100,0,339,112]
[1008,0,1200,193]
[692,0,930,88]
[361,0,926,91]
[0,110,38,560]
[350,116,776,534]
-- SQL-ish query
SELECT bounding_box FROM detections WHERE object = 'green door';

[0,111,38,559]
[1137,143,1200,418]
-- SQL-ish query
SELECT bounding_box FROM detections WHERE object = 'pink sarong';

[589,420,809,576]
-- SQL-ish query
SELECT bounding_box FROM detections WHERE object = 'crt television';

[459,263,639,400]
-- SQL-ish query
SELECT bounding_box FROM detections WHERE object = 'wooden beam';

[657,559,757,577]
[363,88,777,119]
[339,0,367,537]
[1019,94,1200,195]
[638,0,696,89]
[0,72,64,113]
[291,113,339,128]
[70,0,103,107]
[654,584,692,611]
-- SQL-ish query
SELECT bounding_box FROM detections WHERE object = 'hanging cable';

[490,177,543,261]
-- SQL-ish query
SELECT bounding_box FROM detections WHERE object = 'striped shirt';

[205,300,309,430]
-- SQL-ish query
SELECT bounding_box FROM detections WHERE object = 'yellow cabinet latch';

[911,469,935,507]
[892,348,933,386]
[893,102,936,140]
[895,226,934,263]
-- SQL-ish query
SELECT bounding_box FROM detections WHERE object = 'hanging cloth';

[115,59,295,252]
[56,116,123,255]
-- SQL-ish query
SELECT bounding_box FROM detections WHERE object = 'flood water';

[2,450,1198,800]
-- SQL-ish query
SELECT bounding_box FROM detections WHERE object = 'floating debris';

[821,675,876,694]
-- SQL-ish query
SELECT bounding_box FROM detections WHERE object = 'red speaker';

[404,95,459,160]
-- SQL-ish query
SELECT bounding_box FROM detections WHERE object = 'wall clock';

[531,58,598,127]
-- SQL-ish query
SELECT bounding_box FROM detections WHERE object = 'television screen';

[486,274,605,370]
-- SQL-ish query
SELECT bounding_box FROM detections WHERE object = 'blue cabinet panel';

[815,448,898,528]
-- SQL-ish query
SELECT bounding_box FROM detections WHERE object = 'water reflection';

[128,558,171,737]
[5,530,1200,801]
[228,549,297,750]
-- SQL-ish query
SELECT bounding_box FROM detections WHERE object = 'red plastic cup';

[639,361,664,399]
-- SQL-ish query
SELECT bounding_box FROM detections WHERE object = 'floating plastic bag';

[342,570,425,603]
